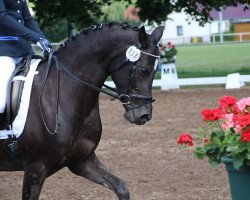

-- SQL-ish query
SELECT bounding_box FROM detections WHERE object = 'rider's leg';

[0,56,22,118]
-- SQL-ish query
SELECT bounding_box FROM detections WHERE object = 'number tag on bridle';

[126,46,141,62]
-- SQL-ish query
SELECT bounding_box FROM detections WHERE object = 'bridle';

[39,46,160,134]
[106,45,160,107]
[107,59,156,110]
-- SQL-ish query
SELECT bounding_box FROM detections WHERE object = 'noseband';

[106,60,155,110]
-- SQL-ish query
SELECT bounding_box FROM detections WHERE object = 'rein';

[39,53,60,134]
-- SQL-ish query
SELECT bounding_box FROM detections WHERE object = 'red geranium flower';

[177,133,193,146]
[240,128,250,142]
[201,109,214,121]
[232,105,240,114]
[201,108,222,121]
[235,114,250,128]
[212,107,223,120]
[219,96,236,108]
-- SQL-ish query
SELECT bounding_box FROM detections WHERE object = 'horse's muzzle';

[123,103,152,125]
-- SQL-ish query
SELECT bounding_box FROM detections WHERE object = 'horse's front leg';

[22,162,47,200]
[68,152,130,200]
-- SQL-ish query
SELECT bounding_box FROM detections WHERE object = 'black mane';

[59,21,140,49]
[80,21,139,34]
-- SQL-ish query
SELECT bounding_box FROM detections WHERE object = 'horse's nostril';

[140,114,151,121]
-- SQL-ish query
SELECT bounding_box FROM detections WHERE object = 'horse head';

[41,23,164,128]
[110,26,164,125]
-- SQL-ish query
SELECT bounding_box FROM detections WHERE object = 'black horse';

[0,22,164,200]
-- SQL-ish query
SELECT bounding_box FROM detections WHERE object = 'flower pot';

[221,156,250,200]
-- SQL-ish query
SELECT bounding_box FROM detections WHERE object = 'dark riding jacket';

[0,0,45,57]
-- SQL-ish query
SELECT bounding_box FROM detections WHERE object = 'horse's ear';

[151,26,165,43]
[138,26,149,48]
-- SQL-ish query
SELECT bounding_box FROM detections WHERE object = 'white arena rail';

[104,75,250,89]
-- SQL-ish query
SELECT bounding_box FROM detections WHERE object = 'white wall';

[145,11,230,44]
[160,12,210,43]
[210,20,230,34]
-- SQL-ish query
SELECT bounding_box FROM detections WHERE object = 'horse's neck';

[52,33,118,119]
[57,36,114,78]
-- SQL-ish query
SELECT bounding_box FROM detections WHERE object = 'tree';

[136,0,247,25]
[101,0,129,22]
[42,19,68,42]
[30,0,247,38]
[29,0,114,40]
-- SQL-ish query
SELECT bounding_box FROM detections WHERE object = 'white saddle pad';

[0,59,41,139]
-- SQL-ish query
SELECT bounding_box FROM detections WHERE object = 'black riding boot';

[0,113,5,130]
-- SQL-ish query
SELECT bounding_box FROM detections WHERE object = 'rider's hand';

[36,38,53,57]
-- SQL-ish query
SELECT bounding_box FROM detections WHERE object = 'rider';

[0,0,53,125]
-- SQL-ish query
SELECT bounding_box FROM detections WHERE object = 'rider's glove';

[36,38,53,56]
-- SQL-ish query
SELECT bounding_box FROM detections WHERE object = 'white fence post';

[225,73,245,89]
[161,63,180,90]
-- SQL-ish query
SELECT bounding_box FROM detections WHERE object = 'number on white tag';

[126,46,141,62]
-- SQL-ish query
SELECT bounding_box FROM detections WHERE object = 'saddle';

[0,54,43,130]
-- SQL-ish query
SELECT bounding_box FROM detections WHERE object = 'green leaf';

[193,147,205,159]
[226,145,239,153]
[204,144,218,154]
[208,157,220,168]
[233,157,244,170]
[246,143,250,152]
[246,160,250,166]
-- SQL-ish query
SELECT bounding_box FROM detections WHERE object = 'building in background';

[147,5,250,44]
[211,5,250,40]
[160,11,211,44]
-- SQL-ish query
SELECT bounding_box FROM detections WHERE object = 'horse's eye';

[140,68,150,75]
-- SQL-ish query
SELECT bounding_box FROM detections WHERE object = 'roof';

[210,5,250,20]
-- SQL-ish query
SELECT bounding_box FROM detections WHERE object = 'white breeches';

[0,56,22,113]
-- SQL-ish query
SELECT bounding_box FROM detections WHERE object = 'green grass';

[175,43,250,78]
